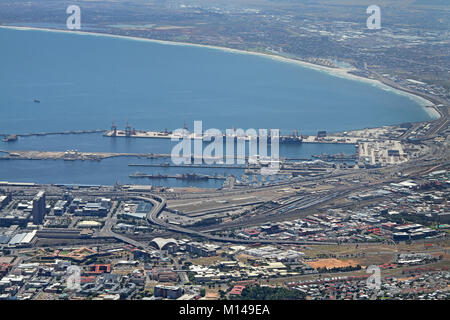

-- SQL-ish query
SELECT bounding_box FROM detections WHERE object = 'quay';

[0,150,354,166]
[104,123,303,143]
[16,129,106,137]
[0,150,171,161]
[0,130,106,141]
[129,163,247,169]
[104,127,362,145]
[0,150,247,162]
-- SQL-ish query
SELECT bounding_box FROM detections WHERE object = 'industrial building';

[0,194,11,210]
[153,285,183,299]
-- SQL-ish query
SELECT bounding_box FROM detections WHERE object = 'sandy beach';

[0,25,440,119]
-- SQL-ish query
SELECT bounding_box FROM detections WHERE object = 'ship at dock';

[129,171,225,180]
[104,122,302,144]
[175,173,209,180]
[312,152,356,162]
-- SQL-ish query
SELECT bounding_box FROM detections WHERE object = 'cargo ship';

[129,172,225,180]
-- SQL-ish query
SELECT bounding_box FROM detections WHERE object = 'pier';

[0,150,247,162]
[0,126,366,146]
[0,150,171,161]
[129,163,247,169]
[0,129,106,140]
[104,123,303,144]
[103,123,363,145]
[104,128,363,145]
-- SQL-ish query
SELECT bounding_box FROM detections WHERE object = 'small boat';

[34,99,40,103]
[2,135,18,142]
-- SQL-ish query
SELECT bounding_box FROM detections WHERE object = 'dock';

[0,150,171,161]
[0,150,245,162]
[0,130,106,140]
[104,128,364,145]
[104,124,303,144]
[129,163,247,169]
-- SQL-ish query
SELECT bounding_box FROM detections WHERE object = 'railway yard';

[0,103,448,300]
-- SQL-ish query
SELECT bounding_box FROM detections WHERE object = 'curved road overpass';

[137,195,338,245]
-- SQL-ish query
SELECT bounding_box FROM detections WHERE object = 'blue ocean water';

[0,28,433,135]
[0,28,434,187]
[0,133,356,187]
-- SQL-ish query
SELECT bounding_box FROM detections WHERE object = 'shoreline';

[0,24,441,120]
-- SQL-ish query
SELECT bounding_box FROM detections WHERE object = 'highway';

[138,195,338,245]
[87,146,449,249]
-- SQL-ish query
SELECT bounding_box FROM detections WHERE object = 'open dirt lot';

[306,258,359,269]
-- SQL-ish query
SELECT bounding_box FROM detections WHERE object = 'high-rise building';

[0,194,12,209]
[32,191,46,225]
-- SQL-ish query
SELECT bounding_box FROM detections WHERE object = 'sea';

[0,27,437,188]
